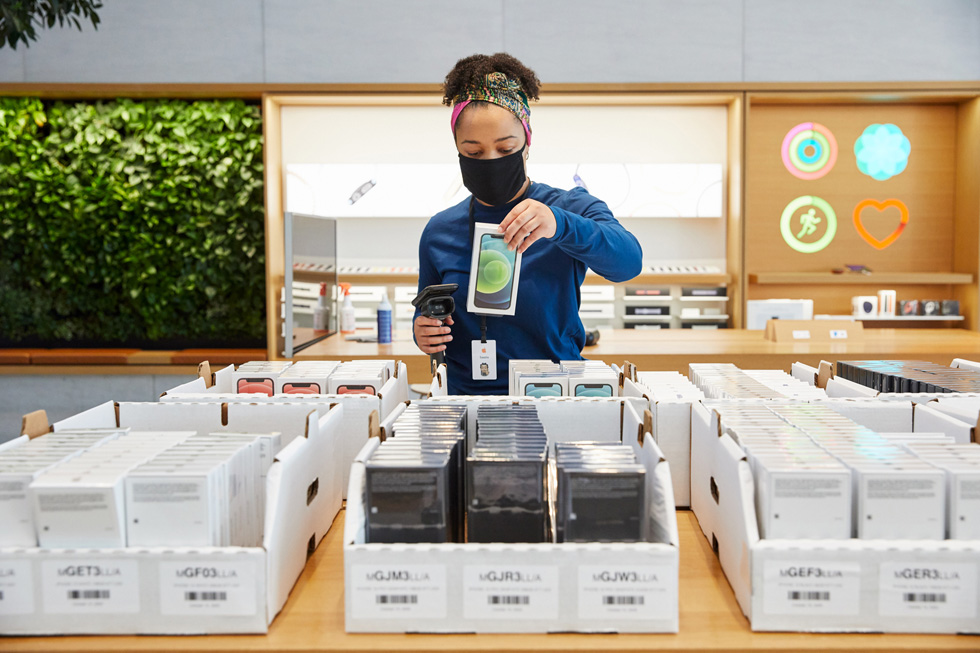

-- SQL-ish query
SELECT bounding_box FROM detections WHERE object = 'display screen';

[283,382,320,394]
[525,382,563,398]
[337,384,377,396]
[238,378,274,396]
[473,233,517,310]
[574,383,613,398]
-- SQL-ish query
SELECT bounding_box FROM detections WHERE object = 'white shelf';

[623,315,672,322]
[858,315,964,321]
[623,296,673,304]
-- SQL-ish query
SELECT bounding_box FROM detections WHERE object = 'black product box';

[899,299,921,316]
[625,305,670,316]
[466,456,548,543]
[681,286,726,297]
[560,469,646,543]
[625,286,670,297]
[365,455,452,544]
[921,300,941,316]
[942,300,960,316]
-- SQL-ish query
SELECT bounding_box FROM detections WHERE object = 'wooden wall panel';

[745,104,957,274]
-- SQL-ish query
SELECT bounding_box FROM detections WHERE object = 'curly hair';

[441,53,541,106]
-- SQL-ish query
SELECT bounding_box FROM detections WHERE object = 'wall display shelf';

[743,90,980,330]
[858,315,965,322]
[750,272,974,285]
[262,93,744,359]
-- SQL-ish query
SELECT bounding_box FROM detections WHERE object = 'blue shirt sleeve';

[412,222,440,346]
[548,189,643,282]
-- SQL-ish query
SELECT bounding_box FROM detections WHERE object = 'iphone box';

[518,374,568,398]
[569,373,620,398]
[275,361,340,394]
[467,222,523,317]
[232,361,294,396]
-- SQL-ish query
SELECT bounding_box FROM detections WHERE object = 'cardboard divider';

[690,400,980,634]
[264,407,344,622]
[0,405,346,635]
[20,410,51,439]
[765,320,863,342]
[622,376,697,508]
[343,397,679,634]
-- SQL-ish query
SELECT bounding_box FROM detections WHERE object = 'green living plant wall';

[0,97,265,348]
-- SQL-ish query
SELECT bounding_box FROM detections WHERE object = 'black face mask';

[458,145,527,206]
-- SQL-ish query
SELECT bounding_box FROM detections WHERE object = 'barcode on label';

[489,595,530,605]
[184,591,228,601]
[375,594,418,605]
[68,590,110,600]
[904,592,946,603]
[603,595,644,605]
[788,591,830,601]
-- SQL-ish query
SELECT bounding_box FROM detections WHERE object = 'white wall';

[0,0,977,84]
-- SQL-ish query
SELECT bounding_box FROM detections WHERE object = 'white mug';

[852,295,878,317]
[877,290,897,317]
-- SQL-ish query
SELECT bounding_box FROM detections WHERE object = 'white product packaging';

[466,222,522,317]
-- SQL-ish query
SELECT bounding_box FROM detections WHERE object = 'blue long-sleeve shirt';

[415,181,642,395]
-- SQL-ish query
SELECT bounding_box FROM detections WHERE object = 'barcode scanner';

[412,283,459,373]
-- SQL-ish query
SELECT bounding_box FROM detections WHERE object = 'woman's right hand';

[414,314,454,354]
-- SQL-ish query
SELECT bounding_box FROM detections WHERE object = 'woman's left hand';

[498,199,556,253]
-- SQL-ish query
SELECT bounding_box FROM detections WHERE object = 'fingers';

[501,206,534,249]
[498,199,532,236]
[414,315,453,353]
[517,229,545,254]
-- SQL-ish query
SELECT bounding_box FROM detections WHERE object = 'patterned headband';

[450,72,532,146]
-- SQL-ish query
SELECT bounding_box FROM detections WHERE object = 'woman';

[414,53,642,395]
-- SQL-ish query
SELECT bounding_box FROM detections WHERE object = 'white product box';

[0,406,344,635]
[519,375,568,398]
[625,372,705,508]
[231,361,293,396]
[275,360,341,395]
[569,373,619,398]
[156,362,409,498]
[466,222,522,317]
[30,432,195,549]
[852,464,946,540]
[691,401,980,634]
[753,458,852,540]
[746,299,814,330]
[344,397,679,634]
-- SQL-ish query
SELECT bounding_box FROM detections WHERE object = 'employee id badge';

[472,340,497,381]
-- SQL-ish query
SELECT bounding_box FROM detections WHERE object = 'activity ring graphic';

[781,122,838,180]
[780,195,838,254]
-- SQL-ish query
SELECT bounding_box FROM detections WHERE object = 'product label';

[830,329,848,339]
[41,559,139,614]
[879,562,977,619]
[159,560,257,616]
[577,565,675,620]
[792,330,811,340]
[350,564,447,620]
[0,560,35,616]
[762,560,860,616]
[463,565,558,620]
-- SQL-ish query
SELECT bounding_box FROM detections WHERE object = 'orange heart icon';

[853,199,909,250]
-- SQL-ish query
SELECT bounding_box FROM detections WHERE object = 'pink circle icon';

[781,122,838,180]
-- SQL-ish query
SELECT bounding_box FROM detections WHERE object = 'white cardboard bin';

[690,400,980,634]
[0,406,345,635]
[344,397,679,634]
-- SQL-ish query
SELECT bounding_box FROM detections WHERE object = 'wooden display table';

[293,328,980,384]
[3,510,975,652]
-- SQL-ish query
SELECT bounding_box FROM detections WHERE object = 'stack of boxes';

[508,360,619,397]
